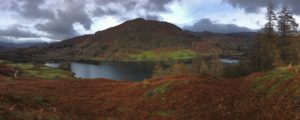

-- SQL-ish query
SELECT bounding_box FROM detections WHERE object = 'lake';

[45,58,239,81]
[45,62,155,81]
[220,58,240,64]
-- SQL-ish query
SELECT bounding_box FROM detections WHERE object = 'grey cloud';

[18,0,55,19]
[142,14,161,20]
[256,21,261,26]
[223,0,300,14]
[0,0,177,42]
[1,0,55,19]
[93,8,119,16]
[0,36,14,43]
[1,0,92,40]
[35,0,92,40]
[34,0,172,40]
[92,1,138,16]
[0,36,50,43]
[0,0,19,11]
[0,25,38,38]
[93,0,177,16]
[136,14,162,21]
[143,0,175,11]
[184,18,253,33]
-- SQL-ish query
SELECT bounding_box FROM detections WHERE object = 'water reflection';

[45,58,239,81]
[45,62,155,81]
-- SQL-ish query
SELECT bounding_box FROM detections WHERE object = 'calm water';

[45,62,155,81]
[45,58,239,81]
[220,58,240,64]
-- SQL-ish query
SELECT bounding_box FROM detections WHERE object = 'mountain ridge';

[3,18,200,62]
[1,18,256,62]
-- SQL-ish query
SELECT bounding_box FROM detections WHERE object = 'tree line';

[252,1,299,71]
[153,1,300,79]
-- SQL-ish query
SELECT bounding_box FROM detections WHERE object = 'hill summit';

[20,18,199,61]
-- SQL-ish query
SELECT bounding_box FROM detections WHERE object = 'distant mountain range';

[0,42,47,51]
[189,31,257,40]
[1,18,257,62]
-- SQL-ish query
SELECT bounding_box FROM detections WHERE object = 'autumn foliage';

[0,70,299,119]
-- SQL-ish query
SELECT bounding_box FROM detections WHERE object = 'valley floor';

[0,67,299,120]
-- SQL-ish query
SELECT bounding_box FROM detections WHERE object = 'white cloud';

[0,0,299,42]
[161,0,265,31]
[74,16,122,35]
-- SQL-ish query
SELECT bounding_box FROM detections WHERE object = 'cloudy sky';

[0,0,299,43]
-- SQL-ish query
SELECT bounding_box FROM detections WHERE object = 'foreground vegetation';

[0,65,299,119]
[0,1,299,120]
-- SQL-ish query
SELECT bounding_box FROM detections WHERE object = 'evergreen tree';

[207,54,224,79]
[277,6,299,64]
[192,55,223,78]
[265,0,277,37]
[153,63,166,78]
[277,7,298,39]
[192,57,208,74]
[171,62,189,75]
[199,60,209,74]
[252,0,280,70]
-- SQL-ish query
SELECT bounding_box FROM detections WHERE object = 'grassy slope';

[0,60,74,80]
[63,49,199,62]
[129,49,197,61]
[0,66,299,119]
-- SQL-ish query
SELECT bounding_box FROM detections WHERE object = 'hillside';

[43,24,256,61]
[0,19,258,62]
[0,66,299,119]
[26,18,199,61]
[0,45,5,51]
[190,31,257,56]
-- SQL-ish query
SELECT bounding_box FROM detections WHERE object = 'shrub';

[153,63,169,78]
[192,56,224,79]
[146,82,172,97]
[207,57,224,78]
[170,63,190,75]
[0,64,15,76]
[100,45,109,51]
[223,61,253,78]
[192,57,208,74]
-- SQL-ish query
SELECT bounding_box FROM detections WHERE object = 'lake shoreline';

[45,61,156,81]
[42,55,243,65]
[45,57,240,81]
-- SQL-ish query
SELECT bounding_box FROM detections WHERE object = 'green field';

[1,60,74,80]
[129,49,198,61]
